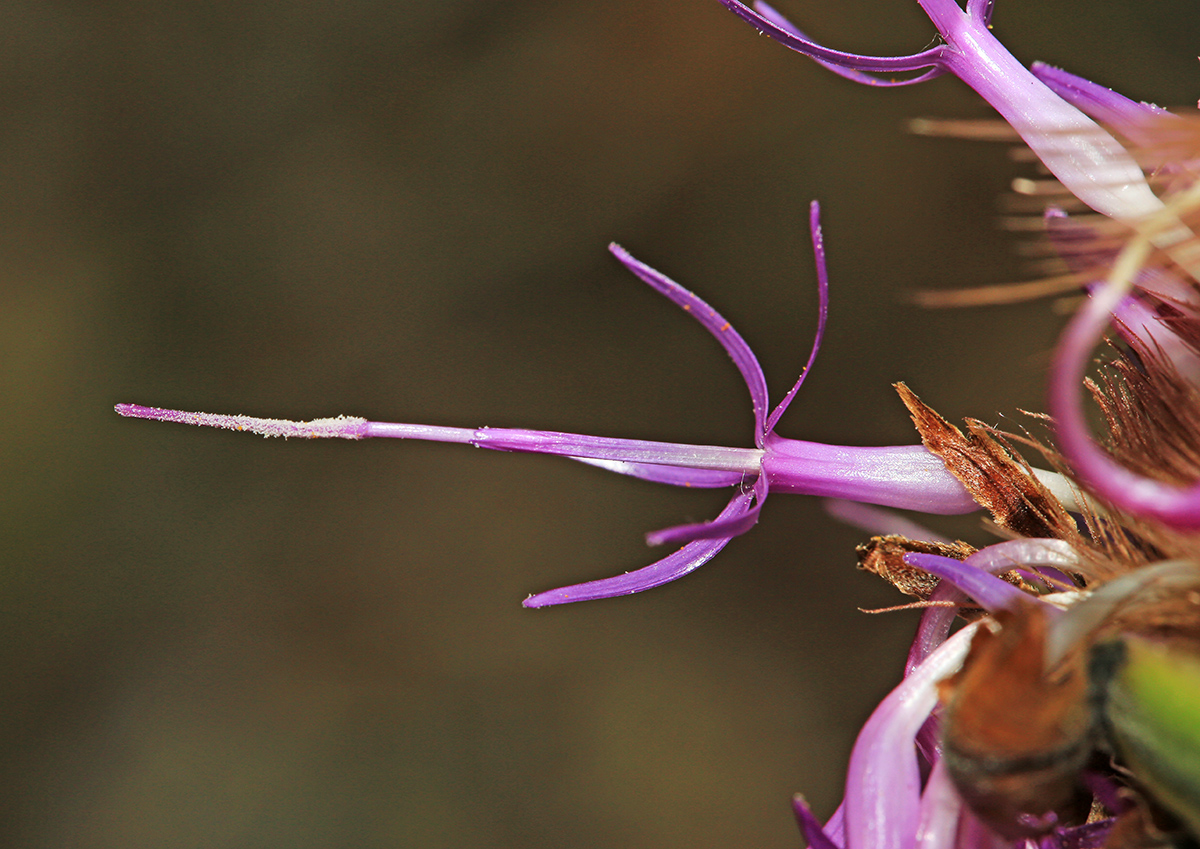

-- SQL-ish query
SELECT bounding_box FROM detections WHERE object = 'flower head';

[714,0,1200,523]
[117,202,980,607]
[700,7,1200,842]
[112,5,1200,846]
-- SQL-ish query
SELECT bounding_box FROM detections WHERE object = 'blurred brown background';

[1,1,1197,846]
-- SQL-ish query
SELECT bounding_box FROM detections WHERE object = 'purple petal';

[793,795,844,849]
[765,201,831,434]
[937,40,1160,221]
[718,0,948,74]
[1030,63,1174,148]
[751,2,947,87]
[844,623,981,849]
[645,474,767,545]
[903,552,1039,613]
[911,1,1162,221]
[521,486,756,607]
[609,243,771,442]
[915,760,966,849]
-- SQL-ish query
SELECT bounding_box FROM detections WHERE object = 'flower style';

[117,202,981,607]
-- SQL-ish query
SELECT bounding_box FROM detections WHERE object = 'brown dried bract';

[856,534,976,599]
[896,383,1078,540]
[1090,342,1200,488]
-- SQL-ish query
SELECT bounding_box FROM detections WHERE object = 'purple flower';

[716,1,1200,530]
[717,0,1164,222]
[794,540,1134,849]
[117,202,979,606]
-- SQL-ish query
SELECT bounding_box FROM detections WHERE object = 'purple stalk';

[718,0,1164,221]
[118,204,982,606]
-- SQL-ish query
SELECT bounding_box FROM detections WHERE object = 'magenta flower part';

[117,202,981,606]
[904,551,1048,614]
[792,795,843,849]
[1049,276,1200,528]
[718,0,1163,221]
[904,539,1077,674]
[825,596,1126,849]
[914,759,968,849]
[843,621,981,849]
[835,606,1117,849]
[1027,63,1175,148]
